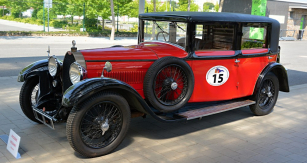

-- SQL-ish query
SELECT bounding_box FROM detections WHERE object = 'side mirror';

[101,61,112,77]
[104,61,112,72]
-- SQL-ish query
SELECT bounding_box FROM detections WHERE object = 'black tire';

[66,92,131,158]
[144,57,194,112]
[19,77,41,123]
[250,72,279,116]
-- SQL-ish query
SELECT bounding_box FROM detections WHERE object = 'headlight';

[48,56,59,77]
[69,62,83,84]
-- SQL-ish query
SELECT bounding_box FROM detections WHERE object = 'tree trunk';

[102,18,105,30]
[151,0,156,40]
[110,0,115,40]
[219,0,224,12]
[188,0,191,11]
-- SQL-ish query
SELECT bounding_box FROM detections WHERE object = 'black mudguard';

[62,77,183,122]
[17,59,49,82]
[17,59,61,111]
[254,62,290,95]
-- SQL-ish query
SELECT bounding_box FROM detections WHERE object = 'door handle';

[268,56,273,59]
[235,59,240,63]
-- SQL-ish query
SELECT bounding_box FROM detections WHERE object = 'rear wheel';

[250,72,279,116]
[66,92,130,157]
[19,77,41,123]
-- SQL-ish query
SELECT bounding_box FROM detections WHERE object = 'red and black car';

[18,12,289,157]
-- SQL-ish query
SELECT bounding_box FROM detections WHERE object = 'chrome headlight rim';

[69,62,83,85]
[48,56,59,77]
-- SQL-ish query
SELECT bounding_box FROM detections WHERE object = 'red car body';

[18,12,289,158]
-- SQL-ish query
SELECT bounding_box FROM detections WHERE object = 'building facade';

[220,0,307,40]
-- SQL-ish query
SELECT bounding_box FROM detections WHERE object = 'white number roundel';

[206,66,229,86]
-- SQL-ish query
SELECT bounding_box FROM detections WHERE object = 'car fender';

[17,59,49,82]
[253,62,290,95]
[62,77,185,123]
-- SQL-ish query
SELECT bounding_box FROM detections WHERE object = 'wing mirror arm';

[101,61,112,77]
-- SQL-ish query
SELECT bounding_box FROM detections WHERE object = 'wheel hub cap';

[171,82,178,90]
[101,119,109,135]
[267,92,273,97]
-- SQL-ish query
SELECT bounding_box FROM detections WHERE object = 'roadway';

[0,36,306,86]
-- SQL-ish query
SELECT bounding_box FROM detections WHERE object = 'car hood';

[79,42,188,62]
[80,45,158,61]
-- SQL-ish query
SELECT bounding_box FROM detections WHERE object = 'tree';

[214,2,219,12]
[110,0,115,40]
[203,2,214,10]
[177,0,198,12]
[5,0,29,18]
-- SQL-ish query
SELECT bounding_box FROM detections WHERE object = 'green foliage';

[6,0,29,18]
[178,3,198,12]
[203,4,209,12]
[203,2,214,10]
[51,20,68,28]
[0,8,9,16]
[241,40,264,49]
[214,2,219,12]
[84,18,97,28]
[37,8,56,20]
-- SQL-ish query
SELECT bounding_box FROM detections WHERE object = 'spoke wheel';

[154,64,188,106]
[250,72,279,116]
[258,80,275,109]
[66,92,130,158]
[80,102,123,149]
[144,57,194,112]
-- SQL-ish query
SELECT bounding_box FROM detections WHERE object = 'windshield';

[142,20,187,49]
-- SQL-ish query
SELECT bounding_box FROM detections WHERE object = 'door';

[190,54,239,102]
[188,23,240,102]
[236,24,270,97]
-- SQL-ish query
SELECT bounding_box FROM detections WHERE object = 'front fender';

[17,59,49,82]
[62,77,187,123]
[254,62,290,95]
[62,77,145,108]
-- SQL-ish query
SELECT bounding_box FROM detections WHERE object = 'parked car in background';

[18,12,289,157]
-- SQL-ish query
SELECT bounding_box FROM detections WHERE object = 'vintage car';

[18,12,289,157]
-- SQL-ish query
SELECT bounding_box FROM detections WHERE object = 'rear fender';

[253,63,290,95]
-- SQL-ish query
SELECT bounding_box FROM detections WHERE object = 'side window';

[194,23,235,51]
[241,24,267,50]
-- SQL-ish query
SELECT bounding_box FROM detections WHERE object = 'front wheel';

[250,72,279,116]
[19,77,41,123]
[66,92,131,157]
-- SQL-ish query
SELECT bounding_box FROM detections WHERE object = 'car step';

[33,107,57,130]
[176,100,255,120]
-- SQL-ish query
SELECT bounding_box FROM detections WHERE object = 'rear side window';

[241,24,267,49]
[194,23,234,51]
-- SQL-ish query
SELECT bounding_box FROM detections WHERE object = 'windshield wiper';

[153,21,167,34]
[173,22,186,32]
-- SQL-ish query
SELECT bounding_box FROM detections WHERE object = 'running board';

[33,107,57,129]
[176,100,255,120]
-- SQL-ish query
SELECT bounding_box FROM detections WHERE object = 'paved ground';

[0,77,307,163]
[0,38,307,163]
[0,19,65,32]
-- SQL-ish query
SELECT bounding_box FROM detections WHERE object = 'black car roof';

[139,12,280,53]
[139,12,276,23]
